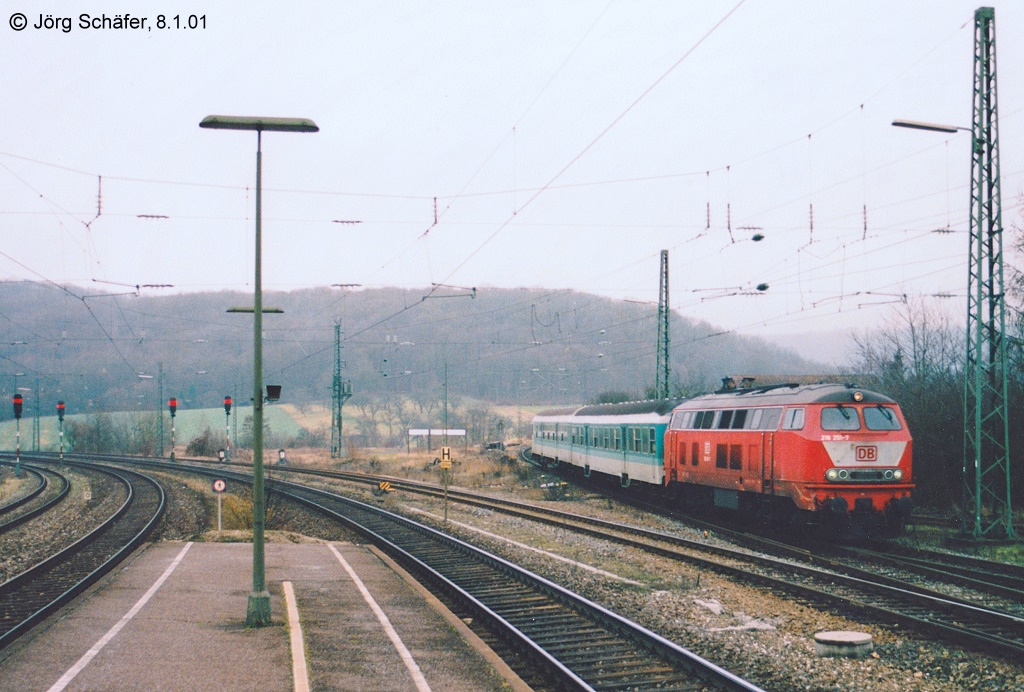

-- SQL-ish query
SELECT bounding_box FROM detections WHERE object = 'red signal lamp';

[168,397,178,416]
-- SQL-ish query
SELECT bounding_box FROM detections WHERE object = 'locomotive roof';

[676,382,895,408]
[536,398,682,418]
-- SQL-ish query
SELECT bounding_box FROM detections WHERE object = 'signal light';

[12,394,23,419]
[168,397,178,416]
[224,396,232,415]
[57,401,65,421]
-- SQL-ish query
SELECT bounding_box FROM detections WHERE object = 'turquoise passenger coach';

[531,399,679,488]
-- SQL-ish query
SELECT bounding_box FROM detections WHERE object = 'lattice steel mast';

[962,6,1013,539]
[655,249,670,399]
[330,323,352,459]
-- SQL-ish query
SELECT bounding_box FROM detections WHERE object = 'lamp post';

[200,114,318,627]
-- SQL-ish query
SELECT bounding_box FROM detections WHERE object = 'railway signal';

[224,396,232,461]
[12,395,22,475]
[439,446,453,521]
[57,401,66,461]
[168,397,178,461]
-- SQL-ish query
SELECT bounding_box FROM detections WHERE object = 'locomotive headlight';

[893,469,904,480]
[852,391,864,402]
[826,468,839,481]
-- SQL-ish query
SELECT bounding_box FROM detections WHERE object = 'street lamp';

[200,114,318,627]
[891,119,970,134]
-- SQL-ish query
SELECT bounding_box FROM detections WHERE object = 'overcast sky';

[2,1,1021,345]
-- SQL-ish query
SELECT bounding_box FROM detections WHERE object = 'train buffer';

[372,480,392,496]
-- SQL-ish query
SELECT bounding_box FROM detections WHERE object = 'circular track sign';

[212,479,227,494]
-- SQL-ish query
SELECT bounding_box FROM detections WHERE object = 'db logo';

[855,446,878,462]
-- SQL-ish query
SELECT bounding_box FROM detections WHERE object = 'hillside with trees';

[0,281,817,418]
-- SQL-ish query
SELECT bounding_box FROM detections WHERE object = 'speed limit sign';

[212,479,227,494]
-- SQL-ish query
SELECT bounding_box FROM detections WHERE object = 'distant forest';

[7,277,1024,511]
[0,281,817,418]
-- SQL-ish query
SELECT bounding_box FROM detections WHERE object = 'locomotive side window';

[698,411,717,429]
[821,406,861,431]
[681,411,694,429]
[864,406,902,430]
[782,408,805,430]
[760,408,783,430]
[729,444,742,470]
[748,408,763,429]
[718,410,734,429]
[731,409,748,429]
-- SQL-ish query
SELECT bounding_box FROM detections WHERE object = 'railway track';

[41,452,1024,666]
[0,463,71,535]
[0,460,165,651]
[72,449,1024,661]
[81,454,764,691]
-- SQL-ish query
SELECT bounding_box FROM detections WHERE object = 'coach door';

[619,425,630,487]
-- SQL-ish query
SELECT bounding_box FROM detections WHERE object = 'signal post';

[57,401,65,461]
[12,394,23,475]
[223,396,232,461]
[168,397,178,461]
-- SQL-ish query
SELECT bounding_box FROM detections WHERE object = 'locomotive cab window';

[782,408,805,430]
[864,405,902,430]
[821,406,861,431]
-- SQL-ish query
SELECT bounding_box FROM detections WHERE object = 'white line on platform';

[47,542,194,692]
[406,506,645,586]
[328,544,431,692]
[283,581,311,692]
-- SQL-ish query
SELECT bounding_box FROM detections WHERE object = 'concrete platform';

[0,541,527,691]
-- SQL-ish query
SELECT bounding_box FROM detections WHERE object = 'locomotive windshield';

[864,405,902,430]
[821,405,861,431]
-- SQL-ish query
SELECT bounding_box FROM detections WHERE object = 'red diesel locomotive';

[663,380,914,536]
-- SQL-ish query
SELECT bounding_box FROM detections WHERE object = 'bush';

[186,427,222,457]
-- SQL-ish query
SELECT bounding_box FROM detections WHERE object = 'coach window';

[782,407,805,430]
[604,429,611,449]
[648,426,656,454]
[821,406,861,431]
[864,405,902,430]
[613,428,621,451]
